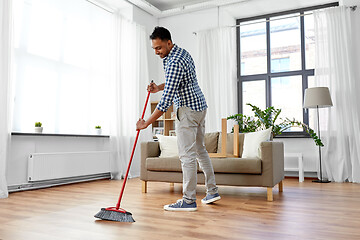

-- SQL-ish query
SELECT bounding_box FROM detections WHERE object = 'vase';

[34,127,43,133]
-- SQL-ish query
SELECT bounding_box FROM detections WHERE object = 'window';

[12,0,112,134]
[240,20,267,75]
[271,58,290,73]
[242,80,266,116]
[237,3,338,136]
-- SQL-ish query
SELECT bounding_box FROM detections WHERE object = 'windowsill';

[274,132,311,138]
[11,132,110,138]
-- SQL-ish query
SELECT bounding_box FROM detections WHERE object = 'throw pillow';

[155,134,179,158]
[242,127,272,158]
[204,132,219,153]
[217,133,234,155]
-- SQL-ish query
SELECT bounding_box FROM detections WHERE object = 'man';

[136,27,220,211]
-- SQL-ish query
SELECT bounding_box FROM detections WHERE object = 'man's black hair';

[150,26,172,41]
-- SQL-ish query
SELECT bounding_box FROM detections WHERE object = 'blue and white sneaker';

[164,199,197,211]
[201,193,221,204]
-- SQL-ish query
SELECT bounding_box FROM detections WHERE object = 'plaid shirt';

[156,44,207,112]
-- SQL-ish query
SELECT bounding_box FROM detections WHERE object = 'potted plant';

[227,103,323,147]
[95,125,102,135]
[34,122,43,133]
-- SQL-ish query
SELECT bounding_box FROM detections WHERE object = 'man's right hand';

[148,82,165,93]
[147,82,160,93]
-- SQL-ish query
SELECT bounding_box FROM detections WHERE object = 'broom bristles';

[94,208,135,222]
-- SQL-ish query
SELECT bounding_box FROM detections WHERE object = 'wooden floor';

[0,178,359,240]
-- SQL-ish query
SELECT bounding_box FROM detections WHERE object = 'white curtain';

[314,6,360,182]
[0,0,12,198]
[110,13,152,180]
[197,27,237,132]
[12,0,112,135]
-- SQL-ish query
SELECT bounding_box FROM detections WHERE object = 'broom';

[94,84,152,222]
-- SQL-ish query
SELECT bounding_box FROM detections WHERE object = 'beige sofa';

[140,128,284,201]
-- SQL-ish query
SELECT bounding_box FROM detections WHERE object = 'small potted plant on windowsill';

[35,122,43,133]
[95,125,102,135]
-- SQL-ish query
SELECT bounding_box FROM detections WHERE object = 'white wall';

[274,138,317,176]
[158,5,319,177]
[132,5,159,87]
[340,0,360,6]
[222,0,336,19]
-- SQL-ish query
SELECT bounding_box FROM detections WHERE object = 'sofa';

[140,122,284,201]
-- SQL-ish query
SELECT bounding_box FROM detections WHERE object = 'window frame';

[236,2,339,137]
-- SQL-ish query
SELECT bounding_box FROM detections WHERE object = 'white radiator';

[28,151,110,182]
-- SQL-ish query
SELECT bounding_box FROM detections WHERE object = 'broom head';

[94,207,135,222]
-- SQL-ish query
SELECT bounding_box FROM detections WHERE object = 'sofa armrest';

[140,141,160,180]
[260,141,284,187]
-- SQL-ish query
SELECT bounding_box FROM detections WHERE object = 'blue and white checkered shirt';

[156,44,208,112]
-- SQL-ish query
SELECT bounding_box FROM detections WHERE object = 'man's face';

[152,38,172,59]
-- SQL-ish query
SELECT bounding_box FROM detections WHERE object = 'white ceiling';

[223,0,338,19]
[113,0,338,18]
[126,0,251,17]
[146,0,210,11]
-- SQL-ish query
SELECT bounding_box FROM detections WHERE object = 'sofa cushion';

[204,132,219,153]
[217,133,234,155]
[209,157,262,174]
[214,132,246,157]
[146,157,202,172]
[146,157,261,174]
[239,133,245,157]
[146,157,181,172]
[155,134,179,158]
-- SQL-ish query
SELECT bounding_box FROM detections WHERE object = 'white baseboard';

[285,171,317,178]
[8,173,111,193]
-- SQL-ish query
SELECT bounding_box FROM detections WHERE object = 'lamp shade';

[303,87,333,109]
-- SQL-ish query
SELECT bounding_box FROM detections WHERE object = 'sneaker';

[164,199,197,212]
[201,193,221,204]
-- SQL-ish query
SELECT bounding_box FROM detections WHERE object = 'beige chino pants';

[176,107,218,204]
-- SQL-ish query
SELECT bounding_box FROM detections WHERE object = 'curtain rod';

[193,5,357,35]
[85,0,115,13]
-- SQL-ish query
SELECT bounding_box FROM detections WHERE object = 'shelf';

[11,132,109,138]
[155,118,175,121]
[151,101,175,136]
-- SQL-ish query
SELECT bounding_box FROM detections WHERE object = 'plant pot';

[95,129,102,135]
[34,127,43,133]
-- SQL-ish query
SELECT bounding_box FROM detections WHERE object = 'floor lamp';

[303,87,333,183]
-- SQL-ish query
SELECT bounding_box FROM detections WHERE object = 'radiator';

[28,151,111,182]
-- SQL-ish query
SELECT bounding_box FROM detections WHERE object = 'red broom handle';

[116,89,151,210]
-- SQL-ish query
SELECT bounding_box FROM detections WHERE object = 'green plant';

[35,122,42,127]
[283,118,324,147]
[227,103,323,147]
[227,114,261,133]
[95,126,101,129]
